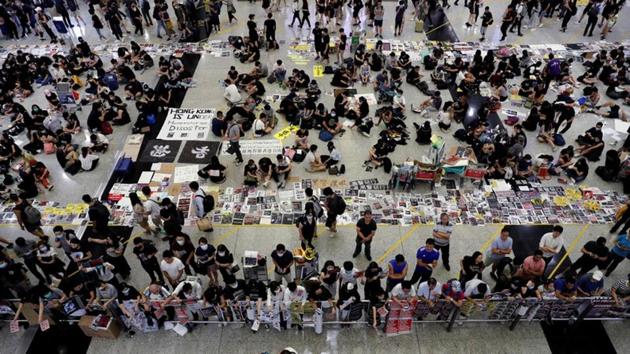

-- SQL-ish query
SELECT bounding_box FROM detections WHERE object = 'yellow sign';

[313,64,324,78]
[274,125,300,141]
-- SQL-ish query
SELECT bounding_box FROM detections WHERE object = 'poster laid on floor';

[139,140,182,163]
[220,139,283,156]
[178,141,222,164]
[157,108,216,141]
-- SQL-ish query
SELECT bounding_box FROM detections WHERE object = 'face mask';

[0,262,7,269]
[277,252,285,257]
[176,240,185,246]
[39,247,48,252]
[218,252,226,257]
[306,215,313,222]
[122,288,130,295]
[200,244,208,251]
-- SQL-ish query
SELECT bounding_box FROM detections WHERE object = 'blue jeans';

[156,20,167,37]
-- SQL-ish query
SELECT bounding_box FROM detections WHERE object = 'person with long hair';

[130,192,156,235]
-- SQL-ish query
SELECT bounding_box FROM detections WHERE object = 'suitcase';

[114,156,133,176]
[103,73,119,91]
[415,19,424,33]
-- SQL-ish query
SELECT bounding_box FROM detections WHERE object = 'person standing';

[569,237,609,276]
[271,244,294,284]
[224,116,243,166]
[141,0,153,26]
[539,225,564,267]
[290,0,302,26]
[499,5,515,41]
[386,254,408,292]
[605,233,630,277]
[560,0,577,32]
[479,6,493,41]
[410,238,440,285]
[312,22,323,60]
[297,205,318,249]
[160,250,185,289]
[54,0,74,28]
[432,213,453,271]
[82,194,110,236]
[323,187,345,235]
[247,14,258,43]
[130,192,155,235]
[508,0,524,36]
[189,181,214,232]
[264,13,277,49]
[89,9,107,40]
[582,0,600,36]
[373,2,384,38]
[141,186,163,232]
[353,210,377,260]
[11,193,46,239]
[129,2,144,35]
[132,237,164,284]
[610,201,630,235]
[394,0,406,35]
[301,0,312,28]
[36,7,58,43]
[485,227,513,280]
[14,237,46,284]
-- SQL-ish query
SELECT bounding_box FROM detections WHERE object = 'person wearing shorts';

[374,1,384,38]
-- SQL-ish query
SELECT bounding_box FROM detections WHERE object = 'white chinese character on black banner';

[150,145,172,158]
[191,146,210,159]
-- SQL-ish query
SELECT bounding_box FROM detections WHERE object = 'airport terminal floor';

[1,0,630,353]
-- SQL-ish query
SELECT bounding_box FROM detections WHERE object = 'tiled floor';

[1,1,629,353]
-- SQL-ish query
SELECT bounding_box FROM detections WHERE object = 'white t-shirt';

[339,268,359,286]
[304,152,316,170]
[160,257,185,281]
[143,197,161,218]
[393,95,406,108]
[464,278,490,298]
[391,283,416,300]
[253,118,266,136]
[417,281,442,301]
[539,232,564,258]
[224,84,241,103]
[79,153,99,170]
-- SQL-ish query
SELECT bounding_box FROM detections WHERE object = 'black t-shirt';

[221,279,246,300]
[326,114,339,128]
[339,34,347,50]
[133,240,157,263]
[245,281,268,301]
[0,262,26,284]
[271,250,293,273]
[118,286,141,302]
[244,163,258,177]
[216,251,234,265]
[195,244,216,265]
[356,218,377,238]
[264,19,276,34]
[583,241,608,258]
[297,214,317,237]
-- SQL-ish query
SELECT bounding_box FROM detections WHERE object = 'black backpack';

[331,195,347,215]
[197,191,215,214]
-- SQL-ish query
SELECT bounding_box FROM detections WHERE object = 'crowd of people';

[3,190,630,335]
[0,0,629,343]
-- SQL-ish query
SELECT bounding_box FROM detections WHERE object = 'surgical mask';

[218,251,226,257]
[277,252,285,257]
[200,244,208,251]
[176,240,185,246]
[0,262,7,269]
[39,247,48,252]
[306,215,313,222]
[122,288,130,295]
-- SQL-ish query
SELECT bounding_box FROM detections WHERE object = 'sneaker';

[444,264,451,272]
[352,253,359,258]
[366,255,372,261]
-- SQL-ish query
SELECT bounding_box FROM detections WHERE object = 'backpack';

[553,133,566,147]
[306,196,324,218]
[197,191,215,214]
[330,195,347,215]
[23,205,41,224]
[548,59,562,77]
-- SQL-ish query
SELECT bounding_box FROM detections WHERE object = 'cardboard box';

[78,315,122,339]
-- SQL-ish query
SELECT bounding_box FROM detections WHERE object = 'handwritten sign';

[157,108,216,141]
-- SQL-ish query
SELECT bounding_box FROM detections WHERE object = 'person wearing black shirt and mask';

[132,237,164,284]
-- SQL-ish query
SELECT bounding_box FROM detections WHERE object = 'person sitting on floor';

[576,122,605,161]
[304,144,327,172]
[85,133,109,153]
[198,156,227,184]
[79,147,99,171]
